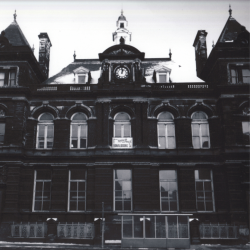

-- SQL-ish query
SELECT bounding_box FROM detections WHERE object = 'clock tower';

[112,10,132,44]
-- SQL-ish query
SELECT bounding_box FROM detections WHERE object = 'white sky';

[0,0,249,82]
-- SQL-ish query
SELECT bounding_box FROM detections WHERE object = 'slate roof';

[217,16,248,43]
[4,20,31,47]
[43,57,194,84]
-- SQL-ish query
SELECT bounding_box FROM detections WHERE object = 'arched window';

[191,111,210,149]
[70,112,88,149]
[113,112,132,148]
[242,107,250,145]
[37,113,54,149]
[157,111,176,149]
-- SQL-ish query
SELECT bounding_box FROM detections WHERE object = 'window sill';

[36,148,53,150]
[69,148,88,150]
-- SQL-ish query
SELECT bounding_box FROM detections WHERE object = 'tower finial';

[169,49,172,59]
[229,4,232,17]
[13,10,17,22]
[73,51,76,61]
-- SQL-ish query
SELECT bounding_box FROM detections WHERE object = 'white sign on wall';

[112,138,133,148]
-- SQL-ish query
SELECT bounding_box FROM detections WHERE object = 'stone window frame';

[67,169,87,212]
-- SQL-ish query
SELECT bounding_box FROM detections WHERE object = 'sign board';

[112,138,133,149]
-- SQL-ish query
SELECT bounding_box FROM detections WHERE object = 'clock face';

[115,67,129,79]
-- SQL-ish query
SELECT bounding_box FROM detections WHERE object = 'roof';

[118,14,126,21]
[43,57,201,85]
[4,20,31,47]
[217,16,248,44]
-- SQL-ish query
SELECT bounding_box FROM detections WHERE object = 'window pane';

[204,182,211,191]
[242,122,250,134]
[71,170,85,180]
[201,124,209,136]
[201,137,210,148]
[242,69,250,84]
[39,113,53,121]
[70,201,77,211]
[192,124,200,136]
[123,181,131,191]
[156,216,166,238]
[38,125,45,137]
[158,124,165,136]
[169,182,177,191]
[0,72,5,87]
[79,183,86,192]
[167,124,175,136]
[72,113,87,121]
[196,182,204,190]
[134,216,143,238]
[158,137,166,149]
[70,182,77,191]
[72,124,78,137]
[160,182,168,192]
[197,201,205,211]
[123,190,132,200]
[115,170,131,180]
[123,216,132,238]
[162,200,169,211]
[0,123,5,142]
[192,137,200,149]
[115,191,122,199]
[205,201,213,211]
[205,191,212,200]
[80,125,87,137]
[80,138,87,148]
[124,200,131,210]
[160,170,176,180]
[115,124,121,137]
[158,112,173,121]
[197,191,204,200]
[47,139,53,149]
[47,125,54,138]
[159,75,167,83]
[71,139,77,148]
[168,216,178,238]
[145,216,155,238]
[115,180,122,190]
[170,201,177,211]
[198,169,211,180]
[34,201,42,211]
[124,124,131,137]
[36,171,51,180]
[167,137,176,149]
[78,75,86,84]
[115,200,122,210]
[192,111,207,120]
[115,113,130,121]
[78,201,85,210]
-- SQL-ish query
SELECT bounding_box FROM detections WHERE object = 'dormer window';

[153,65,171,83]
[159,74,167,83]
[78,75,86,84]
[73,66,89,84]
[0,68,17,86]
[229,64,250,84]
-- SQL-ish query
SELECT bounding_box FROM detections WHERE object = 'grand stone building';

[0,8,249,249]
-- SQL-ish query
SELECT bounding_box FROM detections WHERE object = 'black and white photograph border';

[0,0,249,249]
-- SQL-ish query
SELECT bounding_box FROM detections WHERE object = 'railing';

[200,223,238,239]
[70,86,91,91]
[188,84,208,88]
[152,84,175,89]
[57,222,95,239]
[37,86,57,91]
[11,222,46,238]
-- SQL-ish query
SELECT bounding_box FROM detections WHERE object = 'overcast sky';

[0,0,249,82]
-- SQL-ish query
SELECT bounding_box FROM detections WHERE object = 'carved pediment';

[154,65,172,73]
[108,49,135,56]
[73,66,89,74]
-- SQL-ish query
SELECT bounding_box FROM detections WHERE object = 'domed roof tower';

[112,10,132,44]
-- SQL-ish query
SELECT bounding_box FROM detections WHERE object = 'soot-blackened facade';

[0,9,249,248]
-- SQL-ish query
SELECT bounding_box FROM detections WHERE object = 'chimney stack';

[193,30,208,78]
[38,33,52,79]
